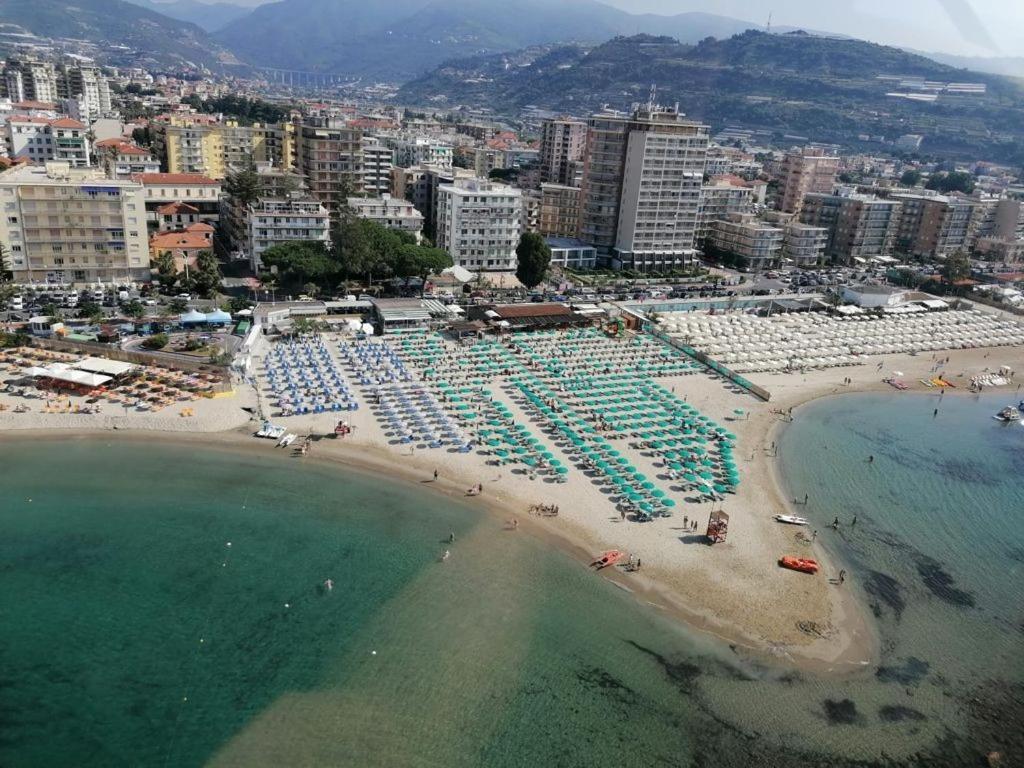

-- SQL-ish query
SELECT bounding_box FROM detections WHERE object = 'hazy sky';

[602,0,1024,56]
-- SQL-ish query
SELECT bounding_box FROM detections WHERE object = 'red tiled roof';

[8,115,53,125]
[185,222,214,232]
[116,144,151,156]
[157,201,200,215]
[95,138,128,147]
[50,118,85,129]
[490,303,573,318]
[132,173,220,186]
[12,100,55,110]
[150,229,212,250]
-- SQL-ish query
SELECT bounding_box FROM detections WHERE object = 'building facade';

[347,194,424,240]
[801,193,903,264]
[891,193,979,259]
[132,172,222,231]
[707,214,784,272]
[5,117,90,167]
[0,162,149,283]
[247,195,330,271]
[538,183,581,239]
[539,117,587,186]
[435,178,522,272]
[777,148,839,214]
[293,117,364,217]
[781,222,828,266]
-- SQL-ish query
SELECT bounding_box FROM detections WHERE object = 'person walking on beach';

[851,515,857,527]
[933,408,939,417]
[620,509,626,521]
[838,569,846,584]
[803,493,809,505]
[433,469,438,481]
[449,531,455,544]
[812,530,817,541]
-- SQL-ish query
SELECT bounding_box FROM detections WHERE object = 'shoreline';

[0,421,871,675]
[3,342,1022,676]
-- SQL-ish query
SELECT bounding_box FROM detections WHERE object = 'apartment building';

[95,139,160,179]
[538,183,581,239]
[777,148,839,214]
[1,59,58,103]
[435,178,522,272]
[697,176,756,244]
[220,162,307,256]
[293,117,364,216]
[132,172,222,231]
[579,106,709,271]
[153,119,294,180]
[801,193,903,264]
[392,164,475,241]
[247,195,330,271]
[891,192,980,259]
[347,194,423,240]
[5,116,91,166]
[540,117,587,186]
[58,65,112,121]
[390,137,453,170]
[707,213,784,272]
[781,222,829,266]
[362,137,393,196]
[0,162,149,283]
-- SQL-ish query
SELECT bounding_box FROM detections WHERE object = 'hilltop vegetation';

[399,31,1024,164]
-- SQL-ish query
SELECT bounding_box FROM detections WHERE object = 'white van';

[10,295,24,311]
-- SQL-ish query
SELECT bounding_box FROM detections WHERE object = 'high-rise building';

[540,117,587,186]
[390,137,453,170]
[392,165,475,242]
[538,183,581,239]
[221,162,307,259]
[59,65,112,121]
[362,138,394,197]
[435,178,522,272]
[891,192,980,259]
[800,192,902,264]
[0,162,149,283]
[777,148,839,214]
[293,117,364,217]
[2,59,59,103]
[579,106,709,271]
[781,222,829,266]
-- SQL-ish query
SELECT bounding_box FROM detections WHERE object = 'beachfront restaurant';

[467,303,593,332]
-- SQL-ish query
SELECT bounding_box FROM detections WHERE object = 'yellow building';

[153,118,294,180]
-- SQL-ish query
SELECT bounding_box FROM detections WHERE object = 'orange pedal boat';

[591,550,623,569]
[779,555,820,574]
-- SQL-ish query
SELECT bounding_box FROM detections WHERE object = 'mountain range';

[213,0,814,79]
[399,31,1024,164]
[123,0,252,32]
[0,0,238,70]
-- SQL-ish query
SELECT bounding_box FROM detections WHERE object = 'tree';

[142,333,169,350]
[0,243,11,282]
[900,169,922,187]
[80,301,104,325]
[394,243,452,293]
[224,158,261,206]
[926,171,975,195]
[190,251,223,298]
[515,232,552,289]
[169,298,189,314]
[261,241,337,292]
[124,300,146,322]
[225,296,254,314]
[941,251,972,283]
[154,251,179,293]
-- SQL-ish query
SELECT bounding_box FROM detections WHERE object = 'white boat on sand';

[278,433,297,447]
[774,514,810,526]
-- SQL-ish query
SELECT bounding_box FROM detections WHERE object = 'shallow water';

[0,431,1020,767]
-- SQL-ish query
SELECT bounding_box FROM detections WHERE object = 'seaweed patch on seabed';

[864,570,906,619]
[913,555,976,608]
[878,705,927,723]
[822,698,863,725]
[934,457,999,486]
[575,666,640,707]
[876,656,930,686]
[626,641,702,695]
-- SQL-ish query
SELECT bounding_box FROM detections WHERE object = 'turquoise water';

[0,432,1020,767]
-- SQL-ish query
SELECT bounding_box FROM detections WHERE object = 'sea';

[0,394,1021,768]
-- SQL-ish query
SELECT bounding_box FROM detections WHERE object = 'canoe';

[774,514,810,526]
[591,550,623,569]
[779,555,819,574]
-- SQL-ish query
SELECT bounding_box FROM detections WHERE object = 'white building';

[435,178,522,272]
[392,137,453,170]
[348,194,424,240]
[5,116,91,167]
[362,137,393,196]
[841,284,914,308]
[0,161,149,283]
[247,195,330,271]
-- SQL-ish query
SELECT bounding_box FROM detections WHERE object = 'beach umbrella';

[662,499,677,508]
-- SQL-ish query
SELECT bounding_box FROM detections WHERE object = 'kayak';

[779,555,819,574]
[774,514,810,526]
[591,550,623,569]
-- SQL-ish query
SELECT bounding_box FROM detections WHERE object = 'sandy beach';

[3,332,1023,674]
